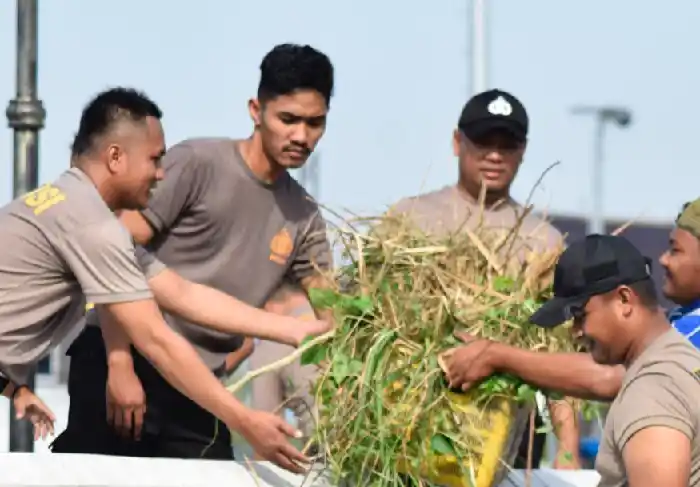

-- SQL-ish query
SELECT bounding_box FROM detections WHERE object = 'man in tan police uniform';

[443,231,700,486]
[390,89,578,469]
[523,235,700,487]
[1,86,329,472]
[53,44,334,460]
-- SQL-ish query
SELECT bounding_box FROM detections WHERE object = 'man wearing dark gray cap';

[445,234,700,487]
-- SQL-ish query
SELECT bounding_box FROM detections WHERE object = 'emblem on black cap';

[487,96,512,116]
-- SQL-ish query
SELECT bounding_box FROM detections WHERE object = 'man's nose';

[483,149,504,163]
[291,123,310,145]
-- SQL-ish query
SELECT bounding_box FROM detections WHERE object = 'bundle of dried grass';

[294,209,594,487]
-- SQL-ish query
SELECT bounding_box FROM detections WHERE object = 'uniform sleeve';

[134,245,167,280]
[287,210,332,282]
[61,219,154,304]
[140,142,211,235]
[614,372,697,450]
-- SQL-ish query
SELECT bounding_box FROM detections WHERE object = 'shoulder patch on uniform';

[23,183,66,215]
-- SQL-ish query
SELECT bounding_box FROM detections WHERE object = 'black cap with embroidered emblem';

[457,89,529,142]
[530,234,653,328]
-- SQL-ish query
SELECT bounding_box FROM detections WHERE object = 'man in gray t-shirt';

[53,44,335,461]
[5,87,326,473]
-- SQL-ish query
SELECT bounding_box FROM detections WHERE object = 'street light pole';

[571,105,632,236]
[591,118,607,235]
[5,0,45,452]
[470,0,488,95]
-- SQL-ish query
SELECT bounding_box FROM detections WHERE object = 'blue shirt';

[668,299,700,348]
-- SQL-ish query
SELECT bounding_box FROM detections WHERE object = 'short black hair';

[629,278,659,309]
[71,87,162,158]
[257,43,334,106]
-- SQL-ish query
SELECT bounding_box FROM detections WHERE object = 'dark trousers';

[50,326,232,459]
[514,410,546,469]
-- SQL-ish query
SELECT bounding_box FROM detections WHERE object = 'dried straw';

[293,206,590,487]
[227,172,605,485]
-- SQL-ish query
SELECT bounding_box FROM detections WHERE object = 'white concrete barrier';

[0,453,601,487]
[0,376,602,486]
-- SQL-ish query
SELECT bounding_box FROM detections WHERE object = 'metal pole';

[6,0,45,452]
[471,0,487,95]
[572,105,631,235]
[589,116,606,235]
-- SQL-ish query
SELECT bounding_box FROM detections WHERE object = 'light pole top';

[570,105,633,128]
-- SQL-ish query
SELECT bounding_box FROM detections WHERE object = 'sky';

[1,0,698,225]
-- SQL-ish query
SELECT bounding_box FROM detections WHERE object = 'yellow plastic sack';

[396,390,527,487]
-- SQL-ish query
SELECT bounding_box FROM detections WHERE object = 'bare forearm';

[101,315,134,368]
[549,399,581,462]
[151,271,299,345]
[493,347,623,401]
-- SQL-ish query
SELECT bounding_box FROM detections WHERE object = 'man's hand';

[265,280,332,347]
[441,333,501,390]
[237,409,310,473]
[289,318,332,347]
[13,387,56,441]
[106,364,147,440]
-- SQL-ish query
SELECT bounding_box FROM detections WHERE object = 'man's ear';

[452,129,461,157]
[106,144,124,175]
[248,98,262,127]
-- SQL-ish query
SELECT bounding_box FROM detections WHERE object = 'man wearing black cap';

[445,234,700,486]
[390,89,579,469]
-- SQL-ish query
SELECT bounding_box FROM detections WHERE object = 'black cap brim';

[460,119,527,142]
[529,296,587,328]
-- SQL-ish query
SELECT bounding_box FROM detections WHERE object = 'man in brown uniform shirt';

[391,89,579,470]
[0,87,328,472]
[446,234,700,487]
[53,44,334,461]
